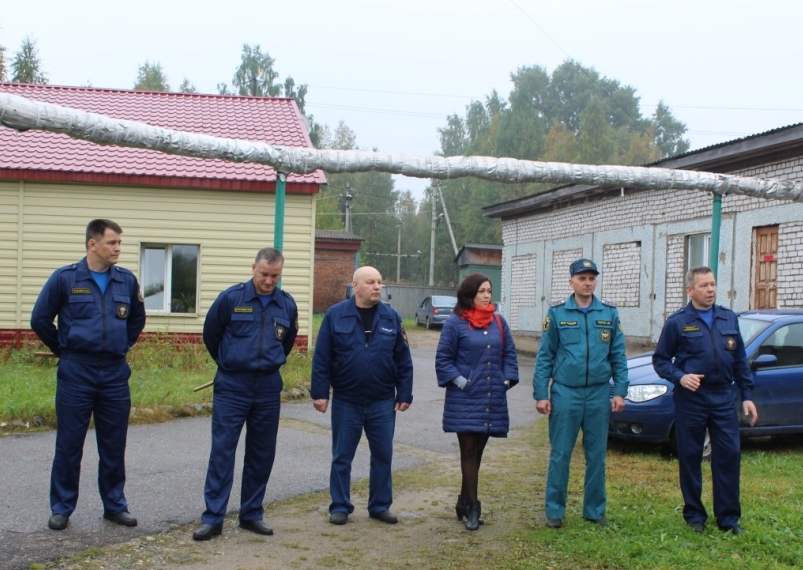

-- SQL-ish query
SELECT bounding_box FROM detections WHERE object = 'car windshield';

[737,317,773,345]
[432,296,457,306]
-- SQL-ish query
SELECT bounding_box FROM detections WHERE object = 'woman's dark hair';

[454,273,491,315]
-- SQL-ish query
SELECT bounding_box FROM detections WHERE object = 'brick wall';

[501,157,803,248]
[551,249,582,304]
[509,253,536,330]
[777,221,803,307]
[314,249,355,313]
[601,242,641,307]
[664,235,686,317]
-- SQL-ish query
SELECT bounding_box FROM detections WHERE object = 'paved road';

[0,348,536,570]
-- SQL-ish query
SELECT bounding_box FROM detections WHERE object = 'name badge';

[234,306,253,313]
[559,321,578,327]
[596,320,612,326]
[71,288,92,294]
[682,325,700,332]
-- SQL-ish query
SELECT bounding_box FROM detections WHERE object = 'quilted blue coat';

[435,313,519,435]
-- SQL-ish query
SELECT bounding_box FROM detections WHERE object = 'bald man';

[311,266,413,526]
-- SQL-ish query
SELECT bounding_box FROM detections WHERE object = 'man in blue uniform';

[534,258,628,529]
[192,247,298,541]
[653,266,758,535]
[311,266,413,526]
[31,219,146,531]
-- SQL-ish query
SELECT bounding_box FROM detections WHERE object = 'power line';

[309,85,482,100]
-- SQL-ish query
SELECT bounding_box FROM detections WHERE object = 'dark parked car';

[609,310,803,454]
[414,295,457,329]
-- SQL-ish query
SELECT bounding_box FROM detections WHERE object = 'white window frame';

[686,233,711,272]
[141,244,200,315]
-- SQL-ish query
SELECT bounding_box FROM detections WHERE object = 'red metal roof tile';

[0,83,326,192]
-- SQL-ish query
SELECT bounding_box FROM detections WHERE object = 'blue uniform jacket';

[203,280,298,377]
[311,298,413,404]
[30,257,146,359]
[652,303,754,401]
[533,294,628,400]
[435,313,519,434]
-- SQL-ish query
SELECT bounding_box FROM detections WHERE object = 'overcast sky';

[3,0,801,199]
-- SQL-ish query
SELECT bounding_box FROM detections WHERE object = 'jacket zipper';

[584,311,590,386]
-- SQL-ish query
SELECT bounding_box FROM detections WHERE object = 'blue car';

[414,295,457,329]
[609,310,803,453]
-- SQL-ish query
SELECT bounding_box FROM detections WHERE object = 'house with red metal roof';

[0,83,326,349]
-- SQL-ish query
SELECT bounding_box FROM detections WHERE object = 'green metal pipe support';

[274,173,286,252]
[709,193,722,278]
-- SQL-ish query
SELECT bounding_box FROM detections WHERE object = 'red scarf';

[461,303,496,329]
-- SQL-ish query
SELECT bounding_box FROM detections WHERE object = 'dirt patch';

[47,428,540,570]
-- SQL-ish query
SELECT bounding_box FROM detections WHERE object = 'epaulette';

[600,299,617,308]
[550,300,566,307]
[668,308,684,318]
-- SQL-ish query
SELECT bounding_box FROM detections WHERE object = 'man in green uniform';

[533,258,628,529]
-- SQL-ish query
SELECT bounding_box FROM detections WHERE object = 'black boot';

[455,496,468,520]
[465,500,481,531]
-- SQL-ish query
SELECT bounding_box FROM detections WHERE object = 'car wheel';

[669,426,712,462]
[425,317,432,330]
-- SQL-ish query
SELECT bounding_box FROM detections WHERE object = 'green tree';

[232,44,280,96]
[11,36,47,84]
[134,60,169,91]
[652,100,691,157]
[179,78,197,93]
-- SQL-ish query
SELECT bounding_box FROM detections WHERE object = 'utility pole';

[396,222,402,283]
[437,183,459,256]
[344,183,353,233]
[429,184,438,286]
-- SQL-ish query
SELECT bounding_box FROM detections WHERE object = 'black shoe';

[585,517,610,527]
[687,521,705,533]
[455,496,484,525]
[48,514,69,530]
[103,511,137,527]
[369,510,398,524]
[465,500,481,531]
[546,518,562,529]
[239,519,274,535]
[455,495,467,520]
[192,523,222,540]
[719,524,742,535]
[329,512,348,525]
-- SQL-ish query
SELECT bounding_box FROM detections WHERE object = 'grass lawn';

[0,314,413,428]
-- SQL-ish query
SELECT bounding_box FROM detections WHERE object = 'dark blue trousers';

[51,356,131,516]
[329,397,396,515]
[201,372,281,528]
[674,386,741,529]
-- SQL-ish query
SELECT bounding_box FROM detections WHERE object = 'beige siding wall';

[2,181,316,339]
[0,182,22,328]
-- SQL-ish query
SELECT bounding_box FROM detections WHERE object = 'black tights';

[457,432,490,501]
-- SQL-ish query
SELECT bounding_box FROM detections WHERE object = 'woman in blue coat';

[435,273,519,530]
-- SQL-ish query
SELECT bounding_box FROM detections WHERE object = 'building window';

[141,244,199,314]
[686,233,710,271]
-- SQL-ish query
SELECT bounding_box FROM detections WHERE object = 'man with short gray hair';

[653,266,757,535]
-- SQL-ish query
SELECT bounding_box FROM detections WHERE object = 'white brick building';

[484,125,803,344]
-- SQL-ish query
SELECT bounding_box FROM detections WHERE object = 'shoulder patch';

[542,315,551,332]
